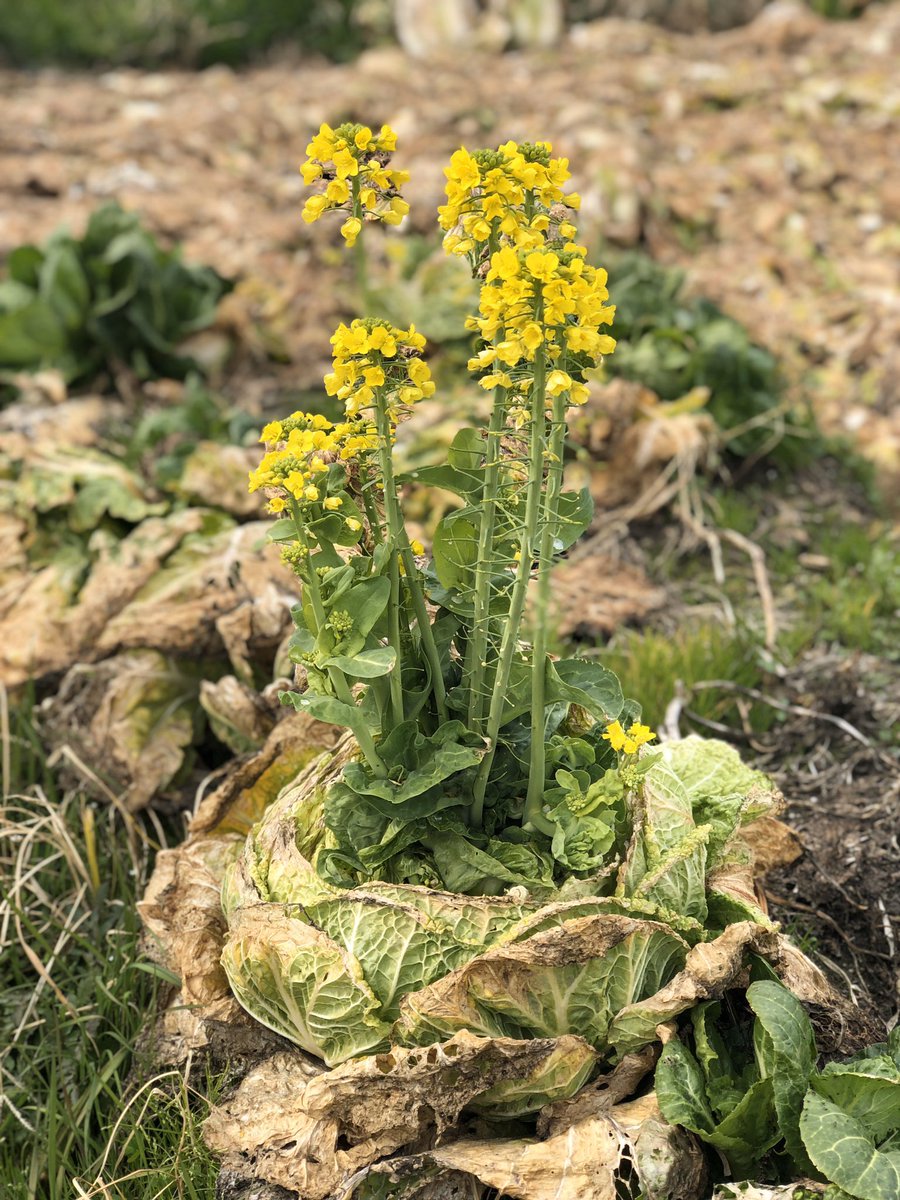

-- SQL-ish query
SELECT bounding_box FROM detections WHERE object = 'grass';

[0,698,220,1199]
[601,623,774,734]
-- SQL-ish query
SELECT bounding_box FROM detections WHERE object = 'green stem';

[290,504,385,774]
[469,331,547,828]
[359,462,384,545]
[465,387,506,733]
[371,409,405,725]
[524,389,567,835]
[373,399,448,724]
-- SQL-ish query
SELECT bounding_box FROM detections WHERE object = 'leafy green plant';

[603,250,814,462]
[801,1028,900,1200]
[657,981,900,1198]
[0,202,230,392]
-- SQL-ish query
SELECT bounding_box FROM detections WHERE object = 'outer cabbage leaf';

[618,757,710,923]
[661,736,781,868]
[800,1090,900,1200]
[395,913,687,1052]
[466,1035,599,1118]
[812,1027,900,1144]
[221,905,391,1065]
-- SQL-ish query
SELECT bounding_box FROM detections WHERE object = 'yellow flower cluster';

[467,246,616,408]
[602,720,657,755]
[301,122,410,246]
[248,410,375,522]
[439,141,579,259]
[325,319,435,421]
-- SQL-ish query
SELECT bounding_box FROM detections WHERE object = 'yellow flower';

[546,370,573,397]
[626,722,656,748]
[340,216,362,246]
[304,485,320,501]
[345,517,362,532]
[267,497,286,514]
[410,539,425,555]
[525,250,559,282]
[333,147,359,179]
[299,120,408,241]
[323,496,343,510]
[602,719,657,755]
[302,195,328,224]
[325,179,350,205]
[260,420,283,443]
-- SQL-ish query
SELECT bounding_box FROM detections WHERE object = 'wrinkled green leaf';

[748,980,817,1173]
[801,1090,900,1200]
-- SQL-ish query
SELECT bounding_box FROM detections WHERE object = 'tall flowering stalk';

[249,124,649,894]
[442,143,616,829]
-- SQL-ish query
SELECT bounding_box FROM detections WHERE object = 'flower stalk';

[524,387,568,834]
[470,323,547,828]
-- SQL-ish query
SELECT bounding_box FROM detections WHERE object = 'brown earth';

[1,2,898,484]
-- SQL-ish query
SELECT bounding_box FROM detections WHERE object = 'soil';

[1,2,898,485]
[760,650,900,1031]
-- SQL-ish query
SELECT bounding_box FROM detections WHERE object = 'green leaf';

[447,426,485,473]
[549,804,616,873]
[341,725,484,808]
[656,1038,717,1134]
[403,463,483,499]
[691,1002,748,1120]
[7,244,44,287]
[813,1028,900,1144]
[323,646,397,679]
[432,511,480,591]
[39,241,90,332]
[656,1039,779,1177]
[555,488,594,550]
[747,980,818,1173]
[266,517,298,543]
[279,689,375,741]
[545,658,624,724]
[0,299,68,367]
[801,1090,900,1200]
[428,831,554,895]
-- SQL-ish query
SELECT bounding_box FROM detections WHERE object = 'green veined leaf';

[801,1090,900,1200]
[747,980,817,1174]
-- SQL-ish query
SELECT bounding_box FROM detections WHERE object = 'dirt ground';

[2,1,899,478]
[1,1,898,1025]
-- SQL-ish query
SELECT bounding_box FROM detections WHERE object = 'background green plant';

[0,0,375,67]
[0,203,230,394]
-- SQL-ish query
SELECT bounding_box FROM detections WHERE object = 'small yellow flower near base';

[603,719,657,755]
[345,517,362,532]
[410,539,425,555]
[323,496,343,510]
